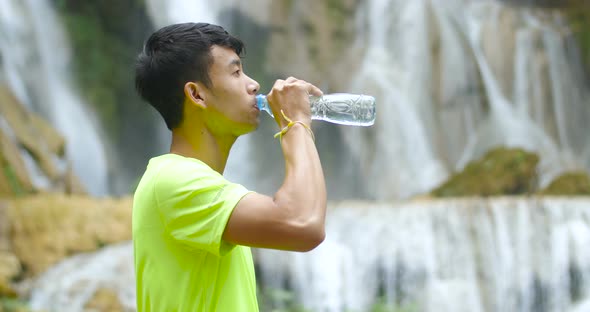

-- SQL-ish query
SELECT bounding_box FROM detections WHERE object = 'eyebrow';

[228,58,242,68]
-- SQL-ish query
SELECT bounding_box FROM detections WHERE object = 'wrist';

[273,110,315,142]
[278,123,315,143]
[277,113,310,128]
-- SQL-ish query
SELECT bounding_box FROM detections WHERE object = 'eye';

[233,69,241,76]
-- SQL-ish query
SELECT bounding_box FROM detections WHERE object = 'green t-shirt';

[132,153,258,311]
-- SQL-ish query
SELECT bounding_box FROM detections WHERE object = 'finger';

[273,79,285,89]
[268,79,285,97]
[285,76,298,83]
[295,81,322,97]
[307,83,323,97]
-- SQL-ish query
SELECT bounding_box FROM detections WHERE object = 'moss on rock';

[565,8,590,73]
[7,194,132,276]
[84,288,124,312]
[431,147,539,197]
[539,171,590,195]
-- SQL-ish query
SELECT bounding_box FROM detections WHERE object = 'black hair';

[135,22,244,130]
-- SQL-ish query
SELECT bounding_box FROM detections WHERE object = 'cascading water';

[257,198,590,312]
[26,199,590,312]
[0,0,32,108]
[15,0,590,311]
[257,0,590,310]
[0,0,109,195]
[2,1,587,195]
[464,3,584,185]
[346,0,449,199]
[29,242,135,311]
[343,0,590,200]
[456,3,565,186]
[146,0,228,28]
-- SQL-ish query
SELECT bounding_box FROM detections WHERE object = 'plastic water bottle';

[256,93,376,126]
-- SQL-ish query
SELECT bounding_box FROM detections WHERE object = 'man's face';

[201,45,261,136]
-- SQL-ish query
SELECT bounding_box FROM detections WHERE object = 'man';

[133,22,327,311]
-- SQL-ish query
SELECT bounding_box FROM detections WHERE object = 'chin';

[234,121,259,136]
[246,122,259,133]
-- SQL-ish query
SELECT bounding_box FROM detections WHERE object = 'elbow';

[295,224,325,252]
[306,228,326,251]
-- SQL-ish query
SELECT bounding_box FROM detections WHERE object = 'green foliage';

[257,287,310,312]
[61,14,118,128]
[0,298,30,312]
[369,298,419,312]
[52,0,166,192]
[257,287,420,312]
[564,7,590,73]
[53,0,154,139]
[2,163,25,197]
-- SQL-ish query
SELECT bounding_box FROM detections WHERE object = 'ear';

[184,82,207,109]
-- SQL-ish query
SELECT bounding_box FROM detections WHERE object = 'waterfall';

[146,0,228,27]
[457,2,565,186]
[29,242,135,311]
[1,0,588,197]
[256,198,590,311]
[346,0,448,199]
[142,0,587,200]
[25,198,590,312]
[11,0,590,311]
[0,0,109,195]
[0,0,32,107]
[342,0,590,200]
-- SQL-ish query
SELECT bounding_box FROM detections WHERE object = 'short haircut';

[135,23,244,130]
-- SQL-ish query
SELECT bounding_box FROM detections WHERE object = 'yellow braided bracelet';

[273,110,315,142]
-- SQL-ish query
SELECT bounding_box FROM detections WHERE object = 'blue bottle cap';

[256,94,266,110]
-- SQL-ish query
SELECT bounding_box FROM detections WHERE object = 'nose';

[247,76,260,95]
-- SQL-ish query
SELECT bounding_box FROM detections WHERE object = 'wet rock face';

[0,194,132,298]
[7,194,133,277]
[263,0,362,91]
[84,288,125,312]
[0,201,19,298]
[0,84,84,196]
[0,252,20,297]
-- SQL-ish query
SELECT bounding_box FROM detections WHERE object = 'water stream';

[27,198,590,312]
[256,198,590,311]
[0,0,109,195]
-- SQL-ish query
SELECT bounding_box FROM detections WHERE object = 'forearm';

[274,123,327,237]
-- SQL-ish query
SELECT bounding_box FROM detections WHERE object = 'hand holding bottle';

[264,77,323,128]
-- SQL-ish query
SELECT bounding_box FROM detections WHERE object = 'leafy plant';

[0,298,31,312]
[257,287,310,312]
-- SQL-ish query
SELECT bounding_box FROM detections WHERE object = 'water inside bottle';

[311,94,376,126]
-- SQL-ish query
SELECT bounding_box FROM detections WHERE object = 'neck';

[169,124,236,174]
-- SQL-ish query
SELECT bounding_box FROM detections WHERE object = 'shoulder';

[150,154,227,197]
[154,154,215,178]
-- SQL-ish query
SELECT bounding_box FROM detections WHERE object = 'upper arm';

[222,192,325,252]
[155,161,251,256]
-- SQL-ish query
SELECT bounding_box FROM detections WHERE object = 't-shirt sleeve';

[154,160,251,257]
